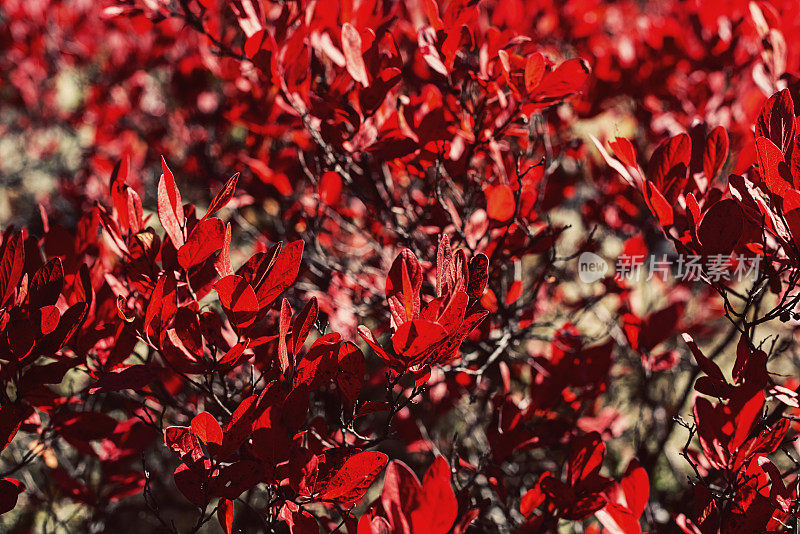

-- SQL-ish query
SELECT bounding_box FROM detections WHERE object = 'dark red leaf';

[0,478,25,515]
[89,365,153,394]
[0,404,31,452]
[29,257,64,310]
[466,253,489,298]
[174,461,210,506]
[54,411,117,442]
[568,432,605,485]
[697,199,742,256]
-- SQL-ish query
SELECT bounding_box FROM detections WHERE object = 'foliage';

[4,0,800,533]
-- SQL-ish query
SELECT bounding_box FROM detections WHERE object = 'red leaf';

[318,171,343,207]
[358,516,392,534]
[253,240,304,308]
[532,58,590,100]
[157,157,185,248]
[643,181,673,227]
[219,396,257,458]
[279,502,319,533]
[568,432,605,485]
[40,305,60,335]
[215,275,259,329]
[191,412,223,448]
[175,308,204,358]
[436,234,454,296]
[219,340,250,368]
[144,273,178,337]
[422,0,443,31]
[386,249,422,325]
[319,451,388,503]
[205,172,239,220]
[609,137,638,168]
[520,474,548,517]
[125,187,144,234]
[392,319,448,364]
[595,502,642,534]
[292,297,318,357]
[294,333,341,389]
[438,291,468,333]
[410,456,458,534]
[485,184,516,222]
[164,426,199,458]
[218,498,234,533]
[0,232,24,307]
[756,88,796,154]
[215,223,234,278]
[703,126,729,180]
[278,298,292,374]
[620,460,649,519]
[466,253,489,298]
[342,23,369,87]
[336,341,365,404]
[357,325,392,362]
[381,460,423,528]
[524,53,545,93]
[177,217,226,270]
[646,134,690,196]
[756,136,792,196]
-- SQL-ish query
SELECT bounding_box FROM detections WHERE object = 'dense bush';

[4,0,800,532]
